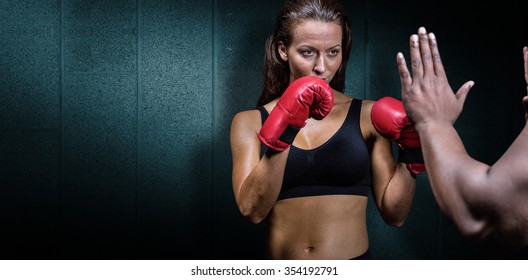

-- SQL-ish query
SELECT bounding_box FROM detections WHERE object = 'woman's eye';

[301,50,314,56]
[329,49,340,56]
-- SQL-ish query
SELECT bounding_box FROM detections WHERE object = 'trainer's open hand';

[397,27,474,128]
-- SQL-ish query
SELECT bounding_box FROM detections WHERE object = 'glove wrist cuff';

[278,125,300,146]
[398,148,424,164]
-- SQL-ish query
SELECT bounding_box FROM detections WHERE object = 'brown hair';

[257,0,352,106]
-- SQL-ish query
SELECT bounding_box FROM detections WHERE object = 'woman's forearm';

[380,163,416,227]
[235,150,288,224]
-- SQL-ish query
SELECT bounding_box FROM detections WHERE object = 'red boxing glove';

[258,76,334,152]
[371,96,425,175]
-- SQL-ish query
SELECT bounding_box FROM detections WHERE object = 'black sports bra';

[258,98,372,200]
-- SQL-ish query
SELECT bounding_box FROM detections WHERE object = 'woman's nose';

[313,55,326,75]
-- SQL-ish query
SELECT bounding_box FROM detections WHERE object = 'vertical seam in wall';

[210,0,217,258]
[135,0,142,257]
[59,0,65,257]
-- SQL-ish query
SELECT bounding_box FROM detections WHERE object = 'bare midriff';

[266,194,368,259]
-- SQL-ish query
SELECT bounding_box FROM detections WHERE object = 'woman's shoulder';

[361,99,375,110]
[233,108,260,118]
[231,108,264,135]
[232,108,260,124]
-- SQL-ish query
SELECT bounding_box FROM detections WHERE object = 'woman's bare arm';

[230,110,288,224]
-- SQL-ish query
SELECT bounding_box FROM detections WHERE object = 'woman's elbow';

[238,204,267,224]
[243,212,266,224]
[385,217,407,228]
[380,211,408,228]
[380,206,411,228]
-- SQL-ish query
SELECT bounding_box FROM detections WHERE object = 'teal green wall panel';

[62,74,137,258]
[0,0,60,129]
[141,0,213,130]
[139,130,212,259]
[63,0,137,72]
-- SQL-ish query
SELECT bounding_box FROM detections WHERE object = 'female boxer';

[230,0,421,259]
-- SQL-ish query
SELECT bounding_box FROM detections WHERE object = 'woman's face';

[279,20,343,85]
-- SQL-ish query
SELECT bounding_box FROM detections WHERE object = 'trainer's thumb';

[455,81,474,106]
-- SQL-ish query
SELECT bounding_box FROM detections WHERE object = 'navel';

[304,246,315,253]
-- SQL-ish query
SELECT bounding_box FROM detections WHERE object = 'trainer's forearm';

[415,121,491,234]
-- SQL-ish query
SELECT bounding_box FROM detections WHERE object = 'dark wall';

[0,0,526,260]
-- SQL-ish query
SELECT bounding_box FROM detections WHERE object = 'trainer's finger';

[418,27,434,77]
[429,32,445,78]
[410,34,423,78]
[397,52,412,90]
